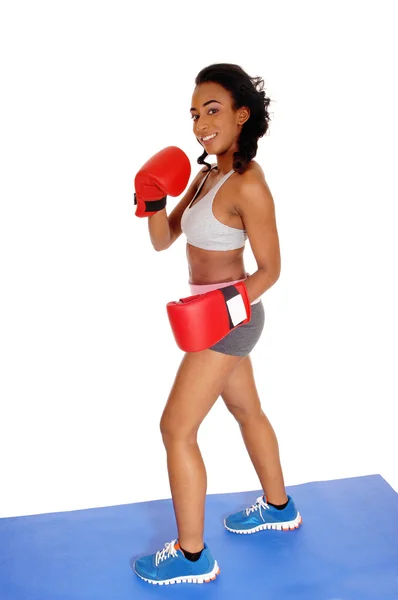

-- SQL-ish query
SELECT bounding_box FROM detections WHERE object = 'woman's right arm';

[148,167,207,251]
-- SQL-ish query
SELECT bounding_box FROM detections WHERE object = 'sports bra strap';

[188,166,217,208]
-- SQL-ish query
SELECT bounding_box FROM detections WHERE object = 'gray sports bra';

[181,166,247,251]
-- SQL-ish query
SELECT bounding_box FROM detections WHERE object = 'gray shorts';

[209,300,265,357]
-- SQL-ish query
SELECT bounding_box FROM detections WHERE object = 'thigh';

[221,356,263,421]
[160,349,244,439]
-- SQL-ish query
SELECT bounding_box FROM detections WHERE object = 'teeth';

[202,133,217,141]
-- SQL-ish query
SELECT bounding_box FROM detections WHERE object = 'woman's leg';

[221,355,287,505]
[160,349,244,553]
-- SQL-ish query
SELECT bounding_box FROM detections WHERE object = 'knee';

[159,413,172,442]
[160,414,198,446]
[226,404,264,426]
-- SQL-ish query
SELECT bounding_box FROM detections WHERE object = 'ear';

[237,106,250,126]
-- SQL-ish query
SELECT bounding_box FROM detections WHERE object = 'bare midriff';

[186,244,246,285]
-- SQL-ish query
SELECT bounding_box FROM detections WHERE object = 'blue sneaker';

[133,539,220,585]
[224,495,302,534]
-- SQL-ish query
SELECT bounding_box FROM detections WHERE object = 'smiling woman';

[192,63,270,174]
[133,63,301,586]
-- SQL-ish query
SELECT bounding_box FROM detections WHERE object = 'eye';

[191,108,218,121]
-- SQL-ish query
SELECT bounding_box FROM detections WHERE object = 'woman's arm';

[234,168,281,303]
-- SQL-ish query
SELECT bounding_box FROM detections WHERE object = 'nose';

[195,118,210,135]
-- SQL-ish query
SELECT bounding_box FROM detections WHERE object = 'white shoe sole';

[133,560,220,585]
[224,512,302,534]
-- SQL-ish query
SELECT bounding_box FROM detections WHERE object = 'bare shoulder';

[236,160,267,186]
[233,160,274,214]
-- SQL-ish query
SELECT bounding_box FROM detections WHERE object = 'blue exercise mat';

[0,474,397,599]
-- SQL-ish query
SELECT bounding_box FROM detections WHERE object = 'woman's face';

[190,82,249,155]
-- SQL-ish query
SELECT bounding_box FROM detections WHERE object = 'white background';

[0,1,397,518]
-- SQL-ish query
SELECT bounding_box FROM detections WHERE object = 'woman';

[133,63,302,585]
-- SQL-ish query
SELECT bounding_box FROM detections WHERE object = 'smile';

[201,133,218,144]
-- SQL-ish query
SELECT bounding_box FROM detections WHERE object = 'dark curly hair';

[194,63,272,174]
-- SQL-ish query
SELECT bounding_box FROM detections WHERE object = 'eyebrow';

[190,100,222,112]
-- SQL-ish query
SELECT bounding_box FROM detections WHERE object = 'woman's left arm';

[235,170,281,303]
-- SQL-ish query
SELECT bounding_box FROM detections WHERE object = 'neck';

[214,146,237,176]
[214,160,233,176]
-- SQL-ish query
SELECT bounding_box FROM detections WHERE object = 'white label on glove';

[227,295,247,327]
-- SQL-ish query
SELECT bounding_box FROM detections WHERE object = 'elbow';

[271,256,282,283]
[260,264,280,284]
[152,234,174,252]
[271,269,281,288]
[152,240,170,252]
[258,265,280,290]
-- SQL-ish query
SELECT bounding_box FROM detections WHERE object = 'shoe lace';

[245,495,270,520]
[155,539,178,566]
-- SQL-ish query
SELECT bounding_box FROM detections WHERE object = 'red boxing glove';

[134,146,191,217]
[166,281,252,352]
